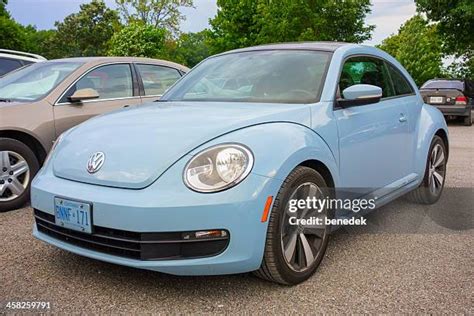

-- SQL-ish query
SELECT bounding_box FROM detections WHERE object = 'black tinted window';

[386,63,414,95]
[0,58,23,76]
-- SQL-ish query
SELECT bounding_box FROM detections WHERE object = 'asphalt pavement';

[1,120,472,314]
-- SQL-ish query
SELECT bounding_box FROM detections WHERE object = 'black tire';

[463,111,472,126]
[406,135,447,204]
[0,138,39,212]
[254,166,332,285]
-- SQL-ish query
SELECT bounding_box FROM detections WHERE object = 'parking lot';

[1,122,472,314]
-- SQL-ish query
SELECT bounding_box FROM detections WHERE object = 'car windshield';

[162,50,331,104]
[0,61,83,101]
[421,80,464,91]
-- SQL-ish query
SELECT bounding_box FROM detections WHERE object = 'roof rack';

[0,49,46,61]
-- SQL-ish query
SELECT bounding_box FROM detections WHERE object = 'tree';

[51,0,121,57]
[107,22,168,58]
[378,16,443,86]
[115,0,193,34]
[23,28,58,59]
[1,0,8,17]
[415,0,474,78]
[208,0,374,54]
[0,0,28,51]
[174,31,211,67]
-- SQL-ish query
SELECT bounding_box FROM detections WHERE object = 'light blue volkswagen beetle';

[31,42,448,285]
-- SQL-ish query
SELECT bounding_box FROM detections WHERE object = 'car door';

[384,61,420,176]
[135,64,183,103]
[53,63,142,136]
[334,56,411,192]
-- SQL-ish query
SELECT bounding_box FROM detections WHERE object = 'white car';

[0,49,46,76]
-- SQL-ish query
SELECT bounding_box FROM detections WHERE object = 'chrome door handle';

[399,114,407,122]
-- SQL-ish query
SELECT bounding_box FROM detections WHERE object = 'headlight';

[184,143,254,192]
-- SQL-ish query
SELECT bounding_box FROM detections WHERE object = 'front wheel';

[406,135,447,204]
[254,166,332,285]
[0,138,39,212]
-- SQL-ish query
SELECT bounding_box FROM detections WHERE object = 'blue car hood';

[53,101,311,189]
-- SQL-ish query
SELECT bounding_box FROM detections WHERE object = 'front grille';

[34,209,229,261]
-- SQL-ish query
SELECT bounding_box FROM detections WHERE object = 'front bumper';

[434,105,472,116]
[31,158,282,276]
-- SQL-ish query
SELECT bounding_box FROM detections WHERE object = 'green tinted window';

[339,56,395,98]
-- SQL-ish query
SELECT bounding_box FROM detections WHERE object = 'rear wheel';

[254,166,332,285]
[463,111,472,126]
[406,136,446,204]
[0,138,39,212]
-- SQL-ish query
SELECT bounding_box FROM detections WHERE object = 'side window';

[339,56,395,99]
[386,62,414,96]
[136,64,181,96]
[0,58,23,76]
[61,64,133,103]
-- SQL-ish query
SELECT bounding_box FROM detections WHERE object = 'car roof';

[218,41,355,56]
[0,49,46,62]
[47,56,189,72]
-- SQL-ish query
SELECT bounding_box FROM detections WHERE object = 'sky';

[7,0,417,46]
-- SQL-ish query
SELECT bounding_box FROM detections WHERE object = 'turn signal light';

[182,230,228,240]
[455,96,468,105]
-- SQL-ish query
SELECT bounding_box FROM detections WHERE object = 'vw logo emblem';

[87,152,105,174]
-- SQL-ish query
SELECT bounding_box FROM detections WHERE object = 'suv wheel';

[0,138,39,212]
[254,166,332,285]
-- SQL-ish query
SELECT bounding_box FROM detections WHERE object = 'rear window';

[421,80,464,91]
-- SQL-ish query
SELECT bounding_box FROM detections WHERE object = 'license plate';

[430,96,444,104]
[54,198,92,234]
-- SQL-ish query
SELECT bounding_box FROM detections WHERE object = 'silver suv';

[0,49,46,76]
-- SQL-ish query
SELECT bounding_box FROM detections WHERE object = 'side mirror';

[337,84,382,108]
[68,88,99,102]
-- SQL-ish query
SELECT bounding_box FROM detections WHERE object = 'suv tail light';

[455,96,468,105]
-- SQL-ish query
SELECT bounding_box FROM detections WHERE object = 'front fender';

[188,122,340,187]
[414,104,449,178]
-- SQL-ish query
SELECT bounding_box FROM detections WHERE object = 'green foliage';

[1,0,9,17]
[107,22,168,57]
[24,28,58,59]
[377,16,443,87]
[115,0,193,34]
[415,0,473,78]
[51,0,121,57]
[0,15,27,50]
[208,0,374,54]
[173,31,211,67]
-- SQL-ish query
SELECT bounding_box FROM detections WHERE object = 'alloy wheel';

[428,144,445,196]
[280,182,328,272]
[0,151,30,202]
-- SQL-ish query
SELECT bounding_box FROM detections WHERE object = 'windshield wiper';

[0,98,12,102]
